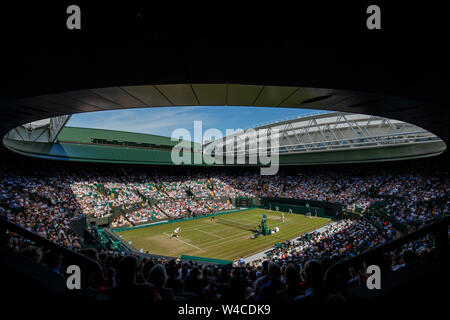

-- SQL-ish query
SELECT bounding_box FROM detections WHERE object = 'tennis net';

[215,217,256,232]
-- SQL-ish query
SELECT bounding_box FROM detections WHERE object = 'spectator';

[295,260,345,302]
[276,264,303,300]
[20,245,42,263]
[147,264,175,300]
[257,262,284,300]
[104,255,161,300]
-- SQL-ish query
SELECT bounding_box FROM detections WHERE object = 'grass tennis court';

[116,209,331,261]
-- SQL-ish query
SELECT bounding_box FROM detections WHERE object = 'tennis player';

[171,226,181,238]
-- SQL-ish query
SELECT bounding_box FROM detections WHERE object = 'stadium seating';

[0,165,448,302]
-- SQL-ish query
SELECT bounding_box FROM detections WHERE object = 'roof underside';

[208,112,444,156]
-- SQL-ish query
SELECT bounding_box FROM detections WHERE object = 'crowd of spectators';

[0,167,447,252]
[124,205,163,225]
[110,215,130,228]
[257,219,393,265]
[70,181,114,217]
[0,171,83,248]
[2,233,438,302]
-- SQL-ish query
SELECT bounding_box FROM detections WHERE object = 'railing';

[0,216,104,291]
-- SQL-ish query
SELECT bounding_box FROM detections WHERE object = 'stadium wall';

[261,197,342,218]
[180,255,233,266]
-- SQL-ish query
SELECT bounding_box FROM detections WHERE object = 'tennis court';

[116,208,331,261]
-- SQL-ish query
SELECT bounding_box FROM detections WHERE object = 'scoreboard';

[236,197,253,207]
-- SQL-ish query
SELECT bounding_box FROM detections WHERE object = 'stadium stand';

[0,160,448,302]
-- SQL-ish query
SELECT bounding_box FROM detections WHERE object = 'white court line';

[201,232,253,250]
[163,232,202,250]
[160,212,301,249]
[178,223,219,232]
[196,228,224,239]
[195,228,251,247]
[168,211,261,232]
[195,219,295,248]
[199,219,315,251]
[162,216,322,252]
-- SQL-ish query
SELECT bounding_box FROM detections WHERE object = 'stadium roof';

[57,126,189,147]
[208,111,444,155]
[1,84,448,146]
[3,110,445,165]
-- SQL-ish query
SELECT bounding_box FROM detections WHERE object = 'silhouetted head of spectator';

[268,262,281,281]
[141,257,150,265]
[143,259,155,281]
[181,265,189,279]
[215,268,222,280]
[103,254,114,270]
[248,268,257,282]
[111,255,122,271]
[262,260,269,276]
[285,264,299,288]
[44,250,62,270]
[118,255,139,285]
[148,264,168,288]
[80,247,99,263]
[202,266,209,279]
[168,259,176,267]
[20,245,42,263]
[167,265,178,278]
[302,260,325,289]
[190,267,200,280]
[241,268,248,280]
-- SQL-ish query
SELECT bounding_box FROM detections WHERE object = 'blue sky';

[66,106,327,142]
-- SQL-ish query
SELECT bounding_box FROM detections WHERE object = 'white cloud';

[68,107,220,141]
[67,106,328,143]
